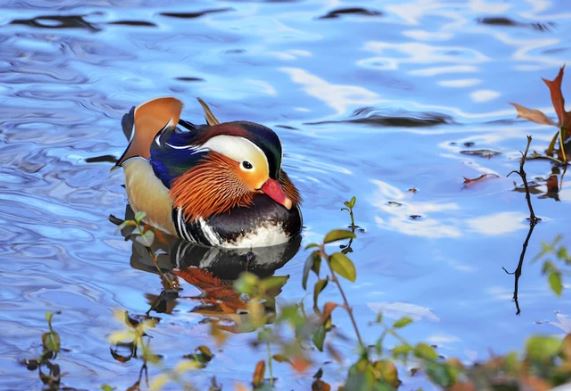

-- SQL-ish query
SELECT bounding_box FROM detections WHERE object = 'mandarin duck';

[116,97,302,248]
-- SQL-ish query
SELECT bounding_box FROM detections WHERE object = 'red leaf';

[543,66,571,127]
[321,302,338,322]
[252,360,265,387]
[463,173,499,185]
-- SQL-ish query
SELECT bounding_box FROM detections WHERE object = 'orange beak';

[261,179,292,210]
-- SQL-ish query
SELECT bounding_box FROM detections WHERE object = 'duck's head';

[168,120,300,220]
[195,122,291,206]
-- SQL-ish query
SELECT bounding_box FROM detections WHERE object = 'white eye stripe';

[201,135,269,171]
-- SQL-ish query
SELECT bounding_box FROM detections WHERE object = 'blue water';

[2,0,571,389]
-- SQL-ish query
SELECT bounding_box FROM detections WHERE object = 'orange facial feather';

[170,152,254,220]
[279,170,302,205]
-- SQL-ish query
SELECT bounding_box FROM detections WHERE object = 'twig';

[507,136,538,223]
[504,135,540,315]
[503,223,537,315]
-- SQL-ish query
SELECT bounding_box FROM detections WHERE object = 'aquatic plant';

[21,311,62,390]
[512,66,571,163]
[24,196,571,390]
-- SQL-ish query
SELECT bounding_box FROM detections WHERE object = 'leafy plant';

[535,235,571,296]
[512,66,571,163]
[21,311,63,390]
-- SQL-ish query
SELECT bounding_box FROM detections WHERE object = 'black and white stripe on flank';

[176,207,195,242]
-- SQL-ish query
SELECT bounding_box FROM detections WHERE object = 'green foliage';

[329,252,356,282]
[535,235,571,296]
[25,198,571,391]
[22,311,63,389]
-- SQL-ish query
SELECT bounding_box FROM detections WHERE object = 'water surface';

[2,0,571,389]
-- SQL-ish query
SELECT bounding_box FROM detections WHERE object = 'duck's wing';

[116,97,183,167]
[149,125,209,188]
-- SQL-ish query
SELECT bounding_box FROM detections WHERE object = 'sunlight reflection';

[438,78,481,88]
[467,211,528,235]
[361,41,489,71]
[280,67,378,114]
[368,301,439,322]
[470,89,500,102]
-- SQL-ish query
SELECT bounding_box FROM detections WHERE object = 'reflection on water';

[2,0,571,389]
[118,206,300,325]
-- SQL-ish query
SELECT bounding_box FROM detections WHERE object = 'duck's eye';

[242,161,253,170]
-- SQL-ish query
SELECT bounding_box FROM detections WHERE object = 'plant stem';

[322,246,365,351]
[560,126,568,163]
[266,337,274,386]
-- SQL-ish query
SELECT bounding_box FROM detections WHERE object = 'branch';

[504,135,540,315]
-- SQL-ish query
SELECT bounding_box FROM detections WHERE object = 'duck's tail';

[115,97,183,168]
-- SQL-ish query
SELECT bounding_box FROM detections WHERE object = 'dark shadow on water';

[11,15,100,32]
[317,7,383,19]
[306,107,452,128]
[107,20,157,27]
[160,8,233,19]
[477,16,554,32]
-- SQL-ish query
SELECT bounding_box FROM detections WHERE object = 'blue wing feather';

[150,124,207,188]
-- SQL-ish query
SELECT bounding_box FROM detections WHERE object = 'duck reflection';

[113,206,301,326]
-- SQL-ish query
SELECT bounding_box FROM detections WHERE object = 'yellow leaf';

[174,359,200,374]
[108,330,135,344]
[149,373,170,391]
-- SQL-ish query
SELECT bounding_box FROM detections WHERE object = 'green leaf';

[305,243,319,249]
[413,343,438,361]
[348,196,356,208]
[548,270,563,296]
[557,246,569,261]
[392,344,413,360]
[260,275,289,294]
[345,360,391,391]
[392,316,413,329]
[134,211,146,223]
[329,252,356,282]
[302,251,320,290]
[373,359,399,388]
[526,335,561,363]
[313,278,328,312]
[323,229,355,244]
[233,272,259,296]
[42,331,61,354]
[100,385,115,391]
[313,325,326,351]
[424,361,454,387]
[311,254,322,277]
[135,230,155,247]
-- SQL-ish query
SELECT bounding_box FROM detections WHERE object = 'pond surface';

[2,0,571,389]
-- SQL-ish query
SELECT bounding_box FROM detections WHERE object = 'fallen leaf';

[252,360,265,387]
[291,356,312,373]
[546,174,559,195]
[511,103,555,126]
[460,149,501,159]
[463,173,500,185]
